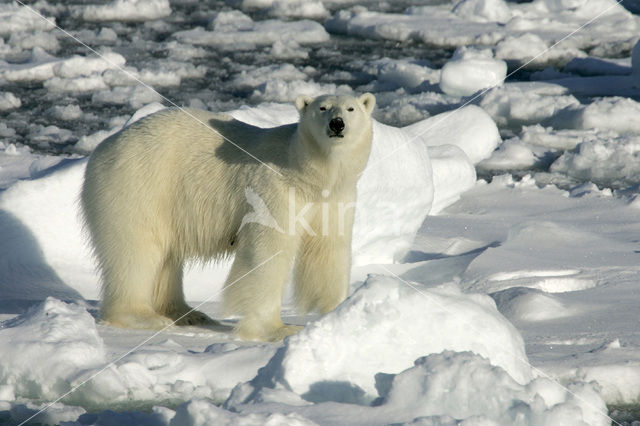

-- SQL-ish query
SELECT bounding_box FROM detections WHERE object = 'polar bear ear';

[359,93,376,115]
[295,95,313,113]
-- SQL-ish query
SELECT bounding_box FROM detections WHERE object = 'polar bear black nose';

[329,117,345,134]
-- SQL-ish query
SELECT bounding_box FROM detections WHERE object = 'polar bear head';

[295,93,376,153]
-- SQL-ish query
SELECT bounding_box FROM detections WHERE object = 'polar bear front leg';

[222,227,301,341]
[293,229,351,314]
[293,199,353,314]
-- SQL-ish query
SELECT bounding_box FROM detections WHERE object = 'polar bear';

[81,93,376,341]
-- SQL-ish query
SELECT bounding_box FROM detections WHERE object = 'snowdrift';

[0,277,608,425]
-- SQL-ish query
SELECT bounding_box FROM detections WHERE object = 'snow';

[233,0,330,19]
[439,55,507,97]
[405,105,501,164]
[2,0,640,424]
[354,119,435,264]
[81,0,171,23]
[560,97,640,134]
[0,48,124,91]
[452,0,512,24]
[53,52,126,79]
[231,275,532,402]
[0,4,56,37]
[377,352,606,425]
[479,83,581,129]
[92,85,164,109]
[327,0,639,57]
[0,298,105,402]
[173,18,329,50]
[550,133,640,188]
[364,58,440,92]
[0,92,20,111]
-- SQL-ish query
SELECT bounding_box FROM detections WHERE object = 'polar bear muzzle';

[328,117,345,138]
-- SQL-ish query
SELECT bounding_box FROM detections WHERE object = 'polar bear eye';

[319,106,327,111]
[347,107,355,112]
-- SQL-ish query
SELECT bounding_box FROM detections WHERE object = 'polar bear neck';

[287,127,369,198]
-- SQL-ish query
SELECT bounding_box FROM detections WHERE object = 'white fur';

[81,94,375,341]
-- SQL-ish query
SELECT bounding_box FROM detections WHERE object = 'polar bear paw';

[171,309,219,326]
[268,324,303,341]
[235,320,303,342]
[102,310,174,330]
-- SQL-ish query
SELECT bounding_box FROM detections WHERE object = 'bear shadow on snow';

[0,209,84,314]
[210,117,292,168]
[301,381,369,405]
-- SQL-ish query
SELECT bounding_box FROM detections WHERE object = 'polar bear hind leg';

[94,227,212,329]
[97,240,174,329]
[152,253,216,326]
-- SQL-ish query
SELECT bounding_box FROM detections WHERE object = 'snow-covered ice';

[80,0,172,23]
[2,0,640,424]
[439,48,507,96]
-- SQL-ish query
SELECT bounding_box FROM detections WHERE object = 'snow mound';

[232,0,329,19]
[44,75,109,94]
[379,351,606,425]
[463,218,639,293]
[250,79,351,104]
[427,144,476,215]
[229,275,532,407]
[550,133,640,189]
[452,0,512,23]
[478,138,539,171]
[0,4,55,36]
[559,97,640,134]
[0,143,41,189]
[479,84,580,129]
[0,49,132,99]
[224,277,609,424]
[81,0,171,22]
[404,105,501,164]
[92,85,163,109]
[173,18,329,50]
[0,298,105,402]
[494,33,584,66]
[0,92,21,111]
[364,58,439,91]
[440,57,507,97]
[73,340,275,408]
[491,287,574,322]
[380,351,607,425]
[230,64,308,92]
[53,52,126,79]
[0,298,276,418]
[354,121,434,263]
[577,363,640,405]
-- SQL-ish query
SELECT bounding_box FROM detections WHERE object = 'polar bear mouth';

[329,133,344,138]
